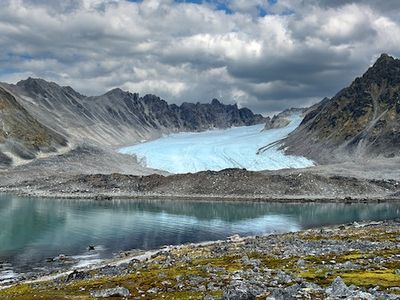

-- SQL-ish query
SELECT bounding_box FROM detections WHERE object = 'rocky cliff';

[282,54,400,162]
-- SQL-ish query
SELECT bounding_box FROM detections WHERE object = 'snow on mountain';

[119,114,314,173]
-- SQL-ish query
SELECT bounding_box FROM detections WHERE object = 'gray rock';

[326,276,351,297]
[268,284,301,300]
[90,286,130,298]
[147,287,159,294]
[296,259,306,268]
[350,291,376,300]
[342,261,359,270]
[222,282,256,300]
[241,256,261,267]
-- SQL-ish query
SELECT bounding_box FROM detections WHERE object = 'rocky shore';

[1,220,399,299]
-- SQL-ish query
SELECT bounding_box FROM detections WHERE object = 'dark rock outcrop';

[282,54,400,162]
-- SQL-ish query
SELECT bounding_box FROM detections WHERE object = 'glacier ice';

[119,114,314,173]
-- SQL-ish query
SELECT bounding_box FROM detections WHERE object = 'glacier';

[119,114,314,174]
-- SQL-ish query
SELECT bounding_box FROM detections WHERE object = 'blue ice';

[119,114,314,174]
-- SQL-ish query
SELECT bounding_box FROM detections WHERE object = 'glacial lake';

[1,194,400,281]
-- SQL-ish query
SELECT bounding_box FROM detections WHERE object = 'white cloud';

[1,0,400,113]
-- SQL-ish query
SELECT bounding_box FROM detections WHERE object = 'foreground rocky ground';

[1,220,399,299]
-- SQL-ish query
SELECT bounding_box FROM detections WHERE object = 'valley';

[1,54,400,299]
[119,115,313,174]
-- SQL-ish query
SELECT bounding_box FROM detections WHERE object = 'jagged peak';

[104,87,126,95]
[17,77,47,87]
[374,53,395,64]
[357,53,400,84]
[211,98,222,106]
[369,53,399,70]
[16,77,85,99]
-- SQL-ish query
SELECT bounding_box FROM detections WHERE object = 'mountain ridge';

[281,53,400,162]
[0,78,267,166]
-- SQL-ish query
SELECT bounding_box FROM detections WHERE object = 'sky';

[1,0,400,114]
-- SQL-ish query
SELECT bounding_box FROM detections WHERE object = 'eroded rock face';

[282,54,400,163]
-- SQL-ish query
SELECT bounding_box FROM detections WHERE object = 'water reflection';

[0,194,399,275]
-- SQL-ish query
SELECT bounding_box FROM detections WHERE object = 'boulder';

[326,276,351,298]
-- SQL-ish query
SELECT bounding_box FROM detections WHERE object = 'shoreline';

[2,188,400,203]
[1,220,399,299]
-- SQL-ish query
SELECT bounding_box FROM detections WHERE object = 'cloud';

[1,0,400,114]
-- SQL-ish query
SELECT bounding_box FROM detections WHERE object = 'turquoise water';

[0,194,399,280]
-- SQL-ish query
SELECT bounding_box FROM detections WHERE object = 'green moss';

[0,284,33,297]
[192,255,242,272]
[299,268,400,290]
[341,269,400,289]
[0,283,89,300]
[247,252,298,270]
[299,269,333,286]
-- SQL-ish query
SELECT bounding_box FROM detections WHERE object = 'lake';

[1,194,399,282]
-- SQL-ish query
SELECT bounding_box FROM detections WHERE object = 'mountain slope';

[7,78,266,147]
[281,54,400,163]
[0,86,67,166]
[0,78,266,166]
[263,108,306,130]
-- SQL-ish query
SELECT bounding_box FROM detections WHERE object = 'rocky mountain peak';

[16,77,84,100]
[374,53,395,65]
[360,53,400,85]
[104,88,129,97]
[281,53,400,162]
[17,77,50,94]
[211,98,222,106]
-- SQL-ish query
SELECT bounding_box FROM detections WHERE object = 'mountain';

[0,78,266,166]
[0,86,67,166]
[281,54,400,162]
[263,107,306,130]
